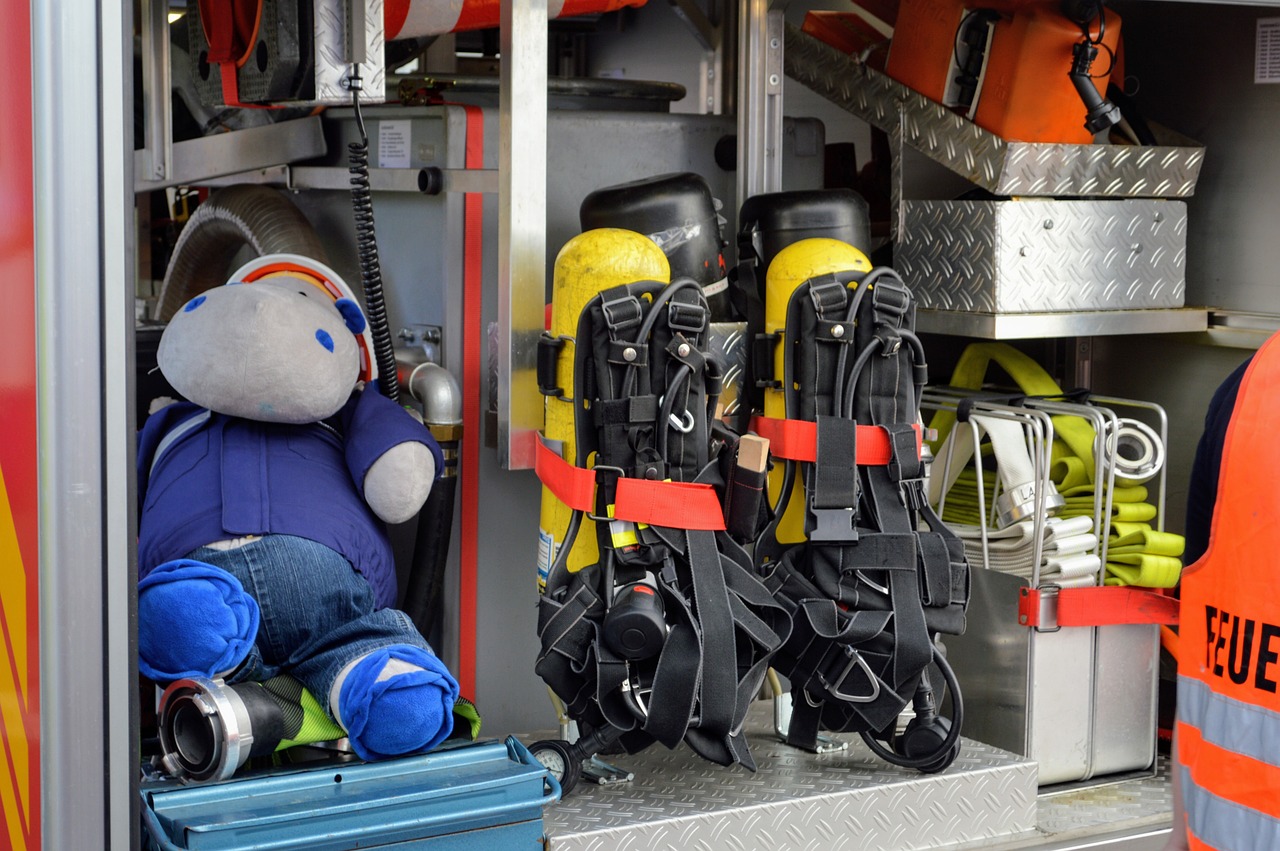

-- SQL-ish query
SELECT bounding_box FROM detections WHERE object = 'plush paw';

[363,442,435,524]
[335,645,459,760]
[137,559,260,683]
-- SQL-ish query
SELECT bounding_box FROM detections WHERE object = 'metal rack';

[921,389,1169,784]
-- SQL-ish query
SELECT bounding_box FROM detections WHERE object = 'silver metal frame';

[33,0,135,845]
[736,0,783,211]
[498,0,549,470]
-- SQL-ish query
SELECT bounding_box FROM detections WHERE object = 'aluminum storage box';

[897,198,1187,313]
[944,569,1160,785]
[141,737,557,850]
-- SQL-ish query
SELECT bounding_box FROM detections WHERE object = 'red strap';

[199,0,269,108]
[751,415,919,465]
[458,104,484,699]
[1018,586,1180,629]
[535,437,727,531]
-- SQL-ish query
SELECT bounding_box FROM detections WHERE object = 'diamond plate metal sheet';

[1036,757,1173,837]
[897,199,1186,313]
[784,26,1203,198]
[314,0,385,105]
[710,322,748,422]
[540,704,1037,851]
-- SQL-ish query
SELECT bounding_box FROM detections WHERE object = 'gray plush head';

[158,275,369,424]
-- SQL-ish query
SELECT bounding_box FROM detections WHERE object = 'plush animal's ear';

[334,298,367,334]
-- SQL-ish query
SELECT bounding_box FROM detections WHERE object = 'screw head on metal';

[769,74,780,86]
[1043,220,1054,229]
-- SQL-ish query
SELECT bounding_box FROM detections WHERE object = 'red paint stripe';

[459,105,484,700]
[0,0,41,842]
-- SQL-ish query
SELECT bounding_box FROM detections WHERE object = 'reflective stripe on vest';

[1178,331,1280,849]
[1179,677,1280,770]
[1180,765,1280,851]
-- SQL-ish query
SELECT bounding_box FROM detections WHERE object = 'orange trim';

[1161,625,1181,663]
[243,263,376,384]
[1178,720,1280,821]
[751,415,919,465]
[234,0,264,69]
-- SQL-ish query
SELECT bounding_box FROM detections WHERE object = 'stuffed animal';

[136,254,459,764]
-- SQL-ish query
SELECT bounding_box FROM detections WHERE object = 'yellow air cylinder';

[763,237,872,545]
[538,228,671,591]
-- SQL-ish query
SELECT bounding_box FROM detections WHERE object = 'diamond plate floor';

[534,703,1039,851]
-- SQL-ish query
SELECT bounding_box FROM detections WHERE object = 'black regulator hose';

[348,67,401,401]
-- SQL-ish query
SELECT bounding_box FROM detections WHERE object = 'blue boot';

[138,559,260,682]
[334,645,459,761]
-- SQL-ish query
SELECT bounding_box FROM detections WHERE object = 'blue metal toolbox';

[141,737,558,850]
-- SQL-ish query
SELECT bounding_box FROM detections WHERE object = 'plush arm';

[341,386,444,524]
[137,401,206,510]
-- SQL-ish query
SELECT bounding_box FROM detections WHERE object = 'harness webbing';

[759,267,969,755]
[535,279,789,770]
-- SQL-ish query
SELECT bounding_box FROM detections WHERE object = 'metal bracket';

[582,755,635,786]
[772,694,848,754]
[1018,585,1062,632]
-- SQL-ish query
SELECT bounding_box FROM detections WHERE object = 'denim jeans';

[186,535,431,717]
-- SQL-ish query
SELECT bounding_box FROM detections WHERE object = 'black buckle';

[667,301,707,335]
[537,333,569,398]
[601,294,643,335]
[809,501,859,542]
[808,274,849,318]
[899,478,927,511]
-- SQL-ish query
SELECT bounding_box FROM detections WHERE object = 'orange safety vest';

[1177,333,1280,850]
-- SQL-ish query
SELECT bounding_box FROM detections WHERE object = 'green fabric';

[1109,527,1185,558]
[270,680,482,753]
[1105,554,1183,588]
[273,675,345,747]
[452,696,482,741]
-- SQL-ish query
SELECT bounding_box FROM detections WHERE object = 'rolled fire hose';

[928,413,1066,528]
[156,185,329,322]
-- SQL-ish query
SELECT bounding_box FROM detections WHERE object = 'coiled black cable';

[348,68,401,401]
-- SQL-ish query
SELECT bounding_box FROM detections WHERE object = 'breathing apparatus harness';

[752,263,969,772]
[534,277,790,791]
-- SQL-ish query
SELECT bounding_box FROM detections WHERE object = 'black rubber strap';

[813,415,859,509]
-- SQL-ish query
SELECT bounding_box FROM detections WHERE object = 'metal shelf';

[783,25,1204,199]
[917,307,1209,339]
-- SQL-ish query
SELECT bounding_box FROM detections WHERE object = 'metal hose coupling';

[1102,417,1165,486]
[157,676,287,783]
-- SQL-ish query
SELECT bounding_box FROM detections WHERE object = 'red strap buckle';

[750,415,919,465]
[535,436,726,531]
[1018,585,1180,631]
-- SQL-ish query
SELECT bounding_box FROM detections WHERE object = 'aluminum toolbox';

[141,737,558,851]
[945,569,1160,786]
[897,198,1187,313]
[784,24,1203,316]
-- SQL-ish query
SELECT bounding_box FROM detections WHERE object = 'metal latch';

[1018,584,1061,632]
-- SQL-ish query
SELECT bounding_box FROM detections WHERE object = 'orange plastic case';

[886,0,1121,144]
[976,4,1120,143]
